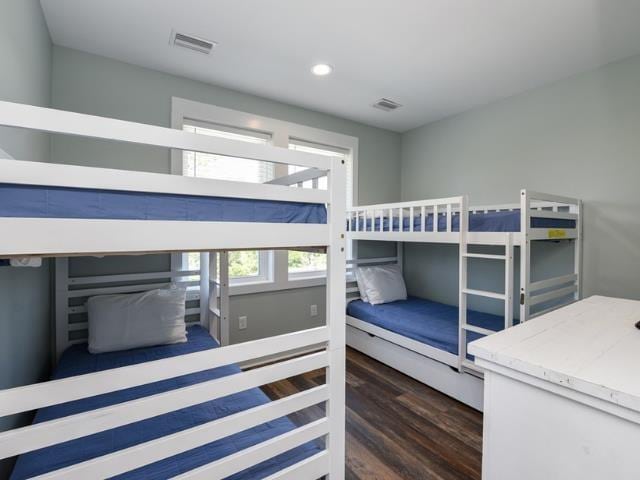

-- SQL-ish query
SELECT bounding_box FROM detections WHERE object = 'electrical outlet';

[238,316,247,330]
[310,304,318,317]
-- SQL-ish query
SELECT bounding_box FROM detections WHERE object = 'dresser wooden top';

[469,296,640,414]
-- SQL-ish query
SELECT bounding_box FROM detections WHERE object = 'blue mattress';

[352,209,575,232]
[11,326,320,480]
[347,297,508,357]
[0,183,326,224]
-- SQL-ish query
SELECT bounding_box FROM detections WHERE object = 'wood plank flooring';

[262,348,483,480]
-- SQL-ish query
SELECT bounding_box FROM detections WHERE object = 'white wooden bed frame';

[346,192,582,410]
[0,100,346,480]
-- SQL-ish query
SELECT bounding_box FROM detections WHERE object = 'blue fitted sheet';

[352,209,575,232]
[347,297,508,357]
[11,325,320,480]
[0,183,327,224]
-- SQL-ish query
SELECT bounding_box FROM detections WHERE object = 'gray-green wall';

[51,46,401,344]
[0,1,52,478]
[401,54,640,308]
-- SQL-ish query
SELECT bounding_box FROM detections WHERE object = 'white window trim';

[170,97,358,296]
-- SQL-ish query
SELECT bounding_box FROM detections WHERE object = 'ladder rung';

[462,288,506,300]
[463,253,506,260]
[462,324,498,336]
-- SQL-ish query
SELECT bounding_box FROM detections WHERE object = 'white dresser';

[469,296,640,480]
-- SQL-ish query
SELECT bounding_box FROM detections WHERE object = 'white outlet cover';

[238,316,247,330]
[310,305,318,317]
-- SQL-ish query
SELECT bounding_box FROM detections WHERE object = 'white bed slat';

[0,352,328,459]
[463,253,506,260]
[346,257,398,265]
[0,326,329,418]
[67,281,199,298]
[525,190,580,206]
[172,419,329,480]
[266,168,328,186]
[462,324,498,337]
[529,210,578,220]
[529,285,578,307]
[0,102,330,170]
[32,386,329,480]
[68,270,200,286]
[461,288,506,300]
[1,159,328,205]
[67,306,199,317]
[0,219,329,257]
[529,273,578,292]
[262,451,330,480]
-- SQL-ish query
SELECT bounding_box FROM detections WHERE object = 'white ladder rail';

[520,189,531,322]
[457,196,469,372]
[459,232,514,371]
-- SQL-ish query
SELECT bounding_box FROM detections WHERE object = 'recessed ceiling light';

[311,63,333,76]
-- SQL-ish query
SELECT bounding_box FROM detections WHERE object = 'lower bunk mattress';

[346,296,509,358]
[11,325,320,480]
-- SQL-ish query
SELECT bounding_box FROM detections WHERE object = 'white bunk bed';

[345,193,582,410]
[0,101,346,480]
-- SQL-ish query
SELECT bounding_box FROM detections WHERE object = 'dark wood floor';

[262,348,483,480]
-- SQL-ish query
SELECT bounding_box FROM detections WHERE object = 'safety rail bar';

[347,196,466,234]
[0,329,332,478]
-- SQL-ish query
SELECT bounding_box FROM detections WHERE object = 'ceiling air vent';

[170,30,217,54]
[372,98,402,112]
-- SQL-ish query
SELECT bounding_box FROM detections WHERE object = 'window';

[172,97,357,294]
[180,121,274,285]
[286,140,352,279]
[182,121,274,183]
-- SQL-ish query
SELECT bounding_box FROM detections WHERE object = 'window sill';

[230,276,326,296]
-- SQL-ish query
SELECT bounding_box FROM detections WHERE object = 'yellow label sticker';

[548,229,567,239]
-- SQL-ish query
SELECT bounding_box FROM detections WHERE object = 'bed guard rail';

[347,196,467,236]
[0,328,332,479]
[520,190,582,320]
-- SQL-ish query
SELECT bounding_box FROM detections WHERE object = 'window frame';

[170,97,358,296]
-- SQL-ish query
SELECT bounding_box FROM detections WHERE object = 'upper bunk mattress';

[11,325,320,480]
[0,183,327,223]
[354,209,575,232]
[347,296,508,357]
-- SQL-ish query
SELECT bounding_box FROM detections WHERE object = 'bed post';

[574,199,583,301]
[219,251,230,346]
[457,196,469,371]
[199,252,210,330]
[520,189,531,322]
[54,258,69,363]
[504,233,514,328]
[326,156,347,479]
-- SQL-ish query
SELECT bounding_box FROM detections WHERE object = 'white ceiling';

[41,0,640,132]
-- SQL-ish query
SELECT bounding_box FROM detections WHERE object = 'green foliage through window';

[288,251,326,274]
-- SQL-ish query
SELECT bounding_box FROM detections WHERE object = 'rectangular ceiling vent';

[372,98,402,112]
[171,30,217,54]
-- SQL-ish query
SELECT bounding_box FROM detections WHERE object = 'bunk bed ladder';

[459,233,514,374]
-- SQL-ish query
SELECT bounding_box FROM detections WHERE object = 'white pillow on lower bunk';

[354,267,370,303]
[87,286,187,354]
[358,264,407,305]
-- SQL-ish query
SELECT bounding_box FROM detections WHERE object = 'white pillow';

[359,264,407,305]
[354,267,369,303]
[87,287,187,354]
